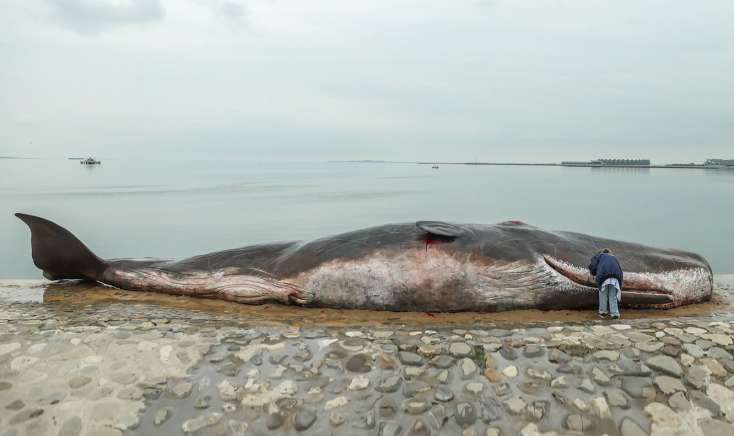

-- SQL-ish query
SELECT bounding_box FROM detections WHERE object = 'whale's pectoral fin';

[416,221,465,238]
[15,213,107,281]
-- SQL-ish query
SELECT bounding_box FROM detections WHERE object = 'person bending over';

[588,248,624,319]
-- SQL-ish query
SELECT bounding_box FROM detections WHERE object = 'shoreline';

[1,276,732,328]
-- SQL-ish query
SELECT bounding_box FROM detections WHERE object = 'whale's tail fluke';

[15,213,107,281]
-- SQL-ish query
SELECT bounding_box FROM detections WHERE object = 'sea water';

[1,158,732,278]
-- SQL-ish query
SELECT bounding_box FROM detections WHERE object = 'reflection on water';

[2,279,732,327]
[589,166,651,174]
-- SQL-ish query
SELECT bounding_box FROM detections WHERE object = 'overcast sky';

[2,0,733,162]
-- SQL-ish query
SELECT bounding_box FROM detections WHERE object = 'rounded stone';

[403,399,431,415]
[293,408,317,431]
[527,367,551,381]
[484,368,503,383]
[375,375,402,393]
[465,382,484,394]
[591,396,611,418]
[686,365,711,390]
[68,376,92,389]
[377,397,399,417]
[5,399,24,411]
[701,358,727,377]
[450,342,472,357]
[329,411,345,426]
[153,408,170,426]
[594,350,620,361]
[661,345,681,357]
[565,414,594,432]
[434,386,454,402]
[265,412,285,430]
[645,355,683,377]
[324,396,348,410]
[620,417,647,436]
[407,419,431,436]
[621,376,655,399]
[682,344,705,357]
[523,345,545,358]
[398,351,424,366]
[499,344,518,360]
[548,348,571,363]
[460,358,478,378]
[191,394,209,410]
[403,381,431,397]
[379,421,402,436]
[668,392,690,411]
[429,355,455,369]
[654,376,686,395]
[592,367,611,385]
[345,354,372,373]
[455,402,477,427]
[604,388,630,408]
[504,396,526,414]
[181,412,222,433]
[169,382,193,399]
[579,378,595,393]
[348,375,370,391]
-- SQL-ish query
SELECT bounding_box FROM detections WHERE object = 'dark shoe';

[611,314,620,320]
[599,312,609,319]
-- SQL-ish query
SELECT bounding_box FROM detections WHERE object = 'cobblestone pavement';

[1,277,734,436]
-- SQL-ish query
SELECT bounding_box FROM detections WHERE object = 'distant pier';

[412,157,734,170]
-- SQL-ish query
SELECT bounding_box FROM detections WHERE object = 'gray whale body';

[16,213,713,312]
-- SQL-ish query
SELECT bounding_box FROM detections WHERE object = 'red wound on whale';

[425,234,438,251]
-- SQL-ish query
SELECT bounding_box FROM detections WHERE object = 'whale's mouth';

[542,255,676,307]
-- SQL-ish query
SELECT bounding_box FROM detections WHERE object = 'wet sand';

[2,276,729,328]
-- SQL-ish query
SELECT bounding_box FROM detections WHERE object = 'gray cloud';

[47,0,165,35]
[2,1,733,162]
[218,1,246,21]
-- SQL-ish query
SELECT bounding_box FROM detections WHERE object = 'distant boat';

[432,165,439,169]
[80,157,101,165]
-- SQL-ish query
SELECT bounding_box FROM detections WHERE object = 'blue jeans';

[599,284,620,317]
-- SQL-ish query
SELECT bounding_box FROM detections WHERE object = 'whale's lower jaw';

[543,255,713,309]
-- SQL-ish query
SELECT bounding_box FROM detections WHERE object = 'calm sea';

[2,158,732,278]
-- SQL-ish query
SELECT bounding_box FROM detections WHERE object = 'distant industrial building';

[591,159,651,166]
[561,158,651,167]
[704,159,734,167]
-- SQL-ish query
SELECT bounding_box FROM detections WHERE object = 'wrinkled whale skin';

[16,214,713,312]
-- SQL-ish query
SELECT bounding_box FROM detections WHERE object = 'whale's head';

[418,220,714,310]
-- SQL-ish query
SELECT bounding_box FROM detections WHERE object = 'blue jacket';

[588,252,624,288]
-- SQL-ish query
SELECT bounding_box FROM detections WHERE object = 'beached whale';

[16,213,713,312]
